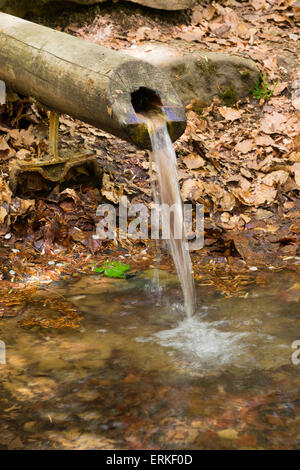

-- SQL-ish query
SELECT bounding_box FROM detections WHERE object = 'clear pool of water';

[0,270,299,449]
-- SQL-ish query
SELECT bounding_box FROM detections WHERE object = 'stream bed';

[0,270,299,449]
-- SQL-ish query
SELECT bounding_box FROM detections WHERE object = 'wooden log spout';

[0,13,186,148]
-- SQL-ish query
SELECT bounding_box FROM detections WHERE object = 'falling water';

[145,114,195,317]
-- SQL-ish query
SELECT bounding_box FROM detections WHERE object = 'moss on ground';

[219,83,237,106]
[196,59,217,74]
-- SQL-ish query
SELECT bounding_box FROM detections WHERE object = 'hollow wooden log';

[0,13,186,148]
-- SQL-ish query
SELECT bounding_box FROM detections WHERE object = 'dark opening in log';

[131,87,163,113]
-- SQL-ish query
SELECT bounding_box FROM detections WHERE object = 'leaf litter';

[0,0,299,306]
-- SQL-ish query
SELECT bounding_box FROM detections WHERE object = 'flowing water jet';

[140,112,195,317]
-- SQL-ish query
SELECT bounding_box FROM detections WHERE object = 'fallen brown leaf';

[255,135,275,147]
[219,107,244,121]
[183,153,205,169]
[291,162,300,187]
[260,112,287,134]
[262,170,289,186]
[235,139,255,154]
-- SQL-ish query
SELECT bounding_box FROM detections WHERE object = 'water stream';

[146,114,195,316]
[0,270,299,449]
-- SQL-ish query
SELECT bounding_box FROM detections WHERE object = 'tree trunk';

[0,0,196,15]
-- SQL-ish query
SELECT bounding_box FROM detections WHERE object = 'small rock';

[77,410,101,421]
[24,421,36,432]
[217,428,239,440]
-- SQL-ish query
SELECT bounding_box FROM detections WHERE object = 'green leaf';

[94,266,104,273]
[252,74,279,101]
[94,261,131,278]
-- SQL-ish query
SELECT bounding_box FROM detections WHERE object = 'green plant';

[252,74,279,100]
[94,260,131,278]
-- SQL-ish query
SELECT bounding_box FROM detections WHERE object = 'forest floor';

[0,0,299,302]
